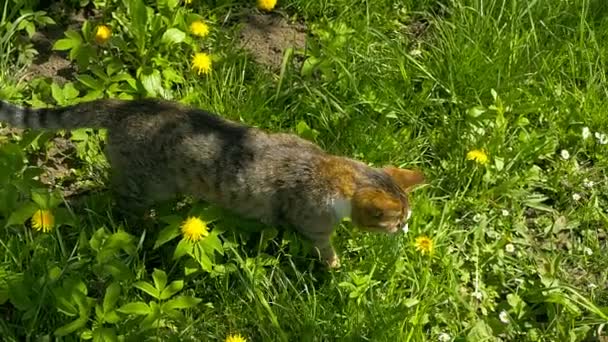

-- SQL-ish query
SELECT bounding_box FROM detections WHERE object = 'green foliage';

[0,0,607,340]
[0,0,54,81]
[52,0,212,100]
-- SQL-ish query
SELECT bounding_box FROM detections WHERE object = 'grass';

[1,0,607,340]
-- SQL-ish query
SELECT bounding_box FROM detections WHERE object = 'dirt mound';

[239,13,306,69]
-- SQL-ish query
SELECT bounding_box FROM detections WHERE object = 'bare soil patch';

[23,3,96,83]
[239,13,306,70]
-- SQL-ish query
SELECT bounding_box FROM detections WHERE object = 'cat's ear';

[383,167,425,192]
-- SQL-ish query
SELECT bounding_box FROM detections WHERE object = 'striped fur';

[0,98,424,268]
[0,99,124,129]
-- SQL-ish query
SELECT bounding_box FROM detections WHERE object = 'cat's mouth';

[380,223,401,234]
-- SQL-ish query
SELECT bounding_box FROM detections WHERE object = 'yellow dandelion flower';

[192,52,212,75]
[181,217,209,242]
[257,0,277,11]
[225,334,247,342]
[414,235,433,255]
[184,0,192,4]
[466,149,489,165]
[190,21,210,38]
[95,24,111,44]
[31,209,55,233]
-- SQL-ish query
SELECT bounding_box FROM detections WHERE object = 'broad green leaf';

[524,194,554,213]
[0,143,24,173]
[159,280,183,300]
[74,45,95,70]
[153,224,180,249]
[545,292,581,316]
[152,269,167,292]
[104,310,121,324]
[139,312,160,331]
[162,68,184,85]
[192,244,213,271]
[8,277,33,311]
[63,82,80,100]
[81,330,93,340]
[128,0,148,49]
[53,38,79,51]
[6,202,38,227]
[296,120,319,142]
[184,259,199,276]
[117,301,151,315]
[106,60,124,77]
[51,83,64,104]
[466,320,493,342]
[139,68,162,97]
[467,106,486,118]
[65,30,82,41]
[162,307,184,321]
[54,317,88,336]
[92,327,118,342]
[404,298,420,308]
[30,190,49,208]
[89,227,107,252]
[0,187,18,217]
[77,75,104,90]
[103,283,121,313]
[105,231,136,255]
[201,231,224,256]
[494,156,504,171]
[162,296,202,310]
[139,302,161,330]
[54,208,77,227]
[134,281,159,299]
[173,238,192,260]
[161,28,186,45]
[95,303,103,321]
[45,266,61,285]
[301,56,320,77]
[54,290,78,317]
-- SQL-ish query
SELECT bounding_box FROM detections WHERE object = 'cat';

[0,98,424,267]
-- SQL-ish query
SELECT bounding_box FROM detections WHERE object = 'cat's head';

[350,167,424,234]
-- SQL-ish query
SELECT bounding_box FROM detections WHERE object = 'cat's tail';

[0,99,118,130]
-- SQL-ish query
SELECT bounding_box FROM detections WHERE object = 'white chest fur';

[402,209,412,233]
[331,198,352,221]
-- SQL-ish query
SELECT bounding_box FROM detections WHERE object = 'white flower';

[560,149,570,160]
[438,333,451,342]
[582,127,591,140]
[595,132,608,145]
[584,247,593,256]
[572,193,582,201]
[501,209,510,217]
[499,310,509,324]
[505,243,515,253]
[410,49,422,57]
[583,179,594,188]
[588,283,598,289]
[473,214,482,223]
[472,291,483,300]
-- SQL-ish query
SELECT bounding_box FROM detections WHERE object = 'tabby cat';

[0,99,424,267]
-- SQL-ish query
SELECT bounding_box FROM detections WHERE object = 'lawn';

[0,0,607,341]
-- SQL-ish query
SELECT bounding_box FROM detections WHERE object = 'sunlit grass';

[0,0,607,340]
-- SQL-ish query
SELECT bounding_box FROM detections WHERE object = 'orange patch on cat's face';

[350,168,424,233]
[351,188,407,234]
